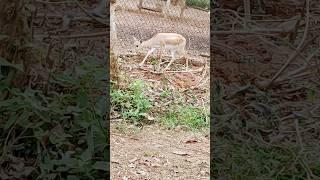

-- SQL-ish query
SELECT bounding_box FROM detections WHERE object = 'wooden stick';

[263,0,310,89]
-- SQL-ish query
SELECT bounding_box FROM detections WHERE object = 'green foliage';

[111,80,151,122]
[186,0,210,9]
[307,88,317,102]
[212,138,320,179]
[162,105,209,130]
[0,56,108,179]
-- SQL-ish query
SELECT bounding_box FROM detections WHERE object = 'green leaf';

[95,96,107,116]
[33,128,46,141]
[52,74,78,87]
[87,127,94,153]
[41,156,54,171]
[56,166,70,172]
[43,173,57,180]
[52,157,78,167]
[34,110,50,122]
[0,57,24,72]
[76,91,88,108]
[77,110,93,128]
[67,175,79,180]
[25,4,36,12]
[4,113,18,130]
[0,34,9,41]
[75,66,87,77]
[80,148,92,162]
[17,110,31,127]
[92,161,109,171]
[0,97,19,108]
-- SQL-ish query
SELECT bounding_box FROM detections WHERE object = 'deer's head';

[133,36,142,49]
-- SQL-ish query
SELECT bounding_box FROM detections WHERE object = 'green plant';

[111,80,151,122]
[186,0,210,9]
[0,56,108,179]
[162,105,209,130]
[160,90,170,99]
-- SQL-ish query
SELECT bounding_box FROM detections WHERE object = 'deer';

[133,33,187,72]
[137,0,187,19]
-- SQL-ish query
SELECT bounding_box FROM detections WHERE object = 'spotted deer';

[133,33,187,72]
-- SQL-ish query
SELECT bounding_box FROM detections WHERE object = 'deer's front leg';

[157,47,164,71]
[180,6,186,18]
[163,0,171,18]
[139,48,156,66]
[163,51,176,72]
[138,0,143,10]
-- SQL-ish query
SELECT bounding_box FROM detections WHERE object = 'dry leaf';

[129,157,138,163]
[185,139,198,144]
[172,150,189,156]
[128,163,135,168]
[151,163,161,167]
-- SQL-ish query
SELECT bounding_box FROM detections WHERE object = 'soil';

[110,52,210,180]
[110,124,210,180]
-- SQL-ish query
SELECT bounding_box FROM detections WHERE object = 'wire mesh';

[112,0,210,56]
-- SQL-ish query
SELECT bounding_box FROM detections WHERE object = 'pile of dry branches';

[212,0,320,177]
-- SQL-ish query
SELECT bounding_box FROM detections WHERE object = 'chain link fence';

[113,0,210,56]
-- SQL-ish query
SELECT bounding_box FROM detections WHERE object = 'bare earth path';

[111,124,210,179]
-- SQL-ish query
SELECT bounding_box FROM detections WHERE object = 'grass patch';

[186,0,210,10]
[114,121,142,135]
[162,105,209,130]
[111,80,151,123]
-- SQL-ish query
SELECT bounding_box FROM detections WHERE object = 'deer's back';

[153,33,186,45]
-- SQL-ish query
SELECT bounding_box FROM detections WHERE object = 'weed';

[307,88,317,102]
[115,121,142,135]
[186,0,210,9]
[111,80,151,123]
[162,105,209,130]
[160,90,170,99]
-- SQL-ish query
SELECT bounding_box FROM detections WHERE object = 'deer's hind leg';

[179,0,186,18]
[138,0,143,10]
[157,47,163,71]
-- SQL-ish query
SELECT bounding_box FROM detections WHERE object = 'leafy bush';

[111,80,151,122]
[0,56,108,179]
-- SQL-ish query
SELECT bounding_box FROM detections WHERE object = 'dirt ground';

[110,123,210,180]
[110,52,210,179]
[110,43,210,179]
